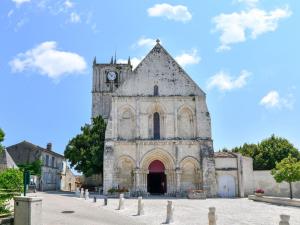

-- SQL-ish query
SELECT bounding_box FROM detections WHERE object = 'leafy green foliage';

[0,128,5,152]
[18,160,42,176]
[0,169,23,214]
[271,155,300,199]
[64,116,106,177]
[231,135,300,170]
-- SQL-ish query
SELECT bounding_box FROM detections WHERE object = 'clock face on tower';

[107,71,117,81]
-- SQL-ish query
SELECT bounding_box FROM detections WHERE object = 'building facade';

[7,141,75,191]
[93,41,219,196]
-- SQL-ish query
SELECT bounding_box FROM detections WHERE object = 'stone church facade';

[92,41,253,197]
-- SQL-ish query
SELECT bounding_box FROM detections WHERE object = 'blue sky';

[1,0,299,156]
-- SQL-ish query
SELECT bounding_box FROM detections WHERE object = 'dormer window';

[154,85,159,96]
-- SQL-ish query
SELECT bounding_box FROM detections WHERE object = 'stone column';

[103,143,114,194]
[175,168,182,193]
[134,168,141,191]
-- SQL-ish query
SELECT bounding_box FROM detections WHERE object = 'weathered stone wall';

[60,165,77,192]
[253,170,300,198]
[241,156,254,196]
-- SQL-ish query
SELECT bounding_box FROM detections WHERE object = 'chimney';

[46,143,52,151]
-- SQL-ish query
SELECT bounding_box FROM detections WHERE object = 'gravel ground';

[101,196,300,225]
[31,192,300,225]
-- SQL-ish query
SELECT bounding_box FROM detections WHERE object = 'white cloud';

[12,0,30,7]
[237,0,259,7]
[207,70,251,91]
[70,12,80,23]
[147,3,192,22]
[117,57,144,70]
[175,49,201,67]
[137,37,157,48]
[64,0,73,8]
[10,41,87,79]
[260,90,294,109]
[213,7,291,51]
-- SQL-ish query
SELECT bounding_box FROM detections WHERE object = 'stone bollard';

[93,196,97,203]
[208,207,217,225]
[75,187,80,197]
[14,196,42,225]
[165,201,174,224]
[137,196,144,215]
[118,193,125,210]
[279,214,290,225]
[104,196,108,206]
[80,188,84,198]
[85,189,89,200]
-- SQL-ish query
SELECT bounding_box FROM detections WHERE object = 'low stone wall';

[0,216,14,225]
[248,195,300,207]
[253,170,300,198]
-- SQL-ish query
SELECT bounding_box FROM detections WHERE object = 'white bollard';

[80,188,84,198]
[208,207,217,225]
[165,201,174,224]
[75,187,80,197]
[118,193,124,210]
[85,189,89,200]
[137,196,144,215]
[279,214,290,225]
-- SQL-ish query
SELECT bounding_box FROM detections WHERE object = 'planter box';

[187,190,206,199]
[255,193,264,197]
[249,195,300,208]
[107,192,130,198]
[0,215,14,225]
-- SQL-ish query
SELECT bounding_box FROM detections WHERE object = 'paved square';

[35,192,300,225]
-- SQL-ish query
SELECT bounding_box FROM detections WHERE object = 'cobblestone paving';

[34,192,300,225]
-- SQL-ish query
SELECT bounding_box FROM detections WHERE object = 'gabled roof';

[115,41,205,97]
[7,140,64,159]
[214,152,237,158]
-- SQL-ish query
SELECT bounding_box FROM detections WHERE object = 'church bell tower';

[92,56,132,120]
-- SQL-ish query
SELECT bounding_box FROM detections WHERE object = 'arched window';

[153,112,160,139]
[154,85,159,96]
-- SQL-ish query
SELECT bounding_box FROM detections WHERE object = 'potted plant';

[255,189,264,197]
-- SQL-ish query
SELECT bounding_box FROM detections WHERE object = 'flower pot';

[255,193,263,197]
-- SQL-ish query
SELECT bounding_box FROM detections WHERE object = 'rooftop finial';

[110,56,113,64]
[156,39,160,44]
[93,56,96,66]
[128,56,131,65]
[114,51,117,64]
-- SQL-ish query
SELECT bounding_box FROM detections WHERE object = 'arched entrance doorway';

[147,160,166,194]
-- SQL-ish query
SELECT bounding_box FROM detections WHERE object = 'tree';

[232,135,300,170]
[271,155,300,199]
[0,169,23,214]
[0,128,4,152]
[64,116,106,177]
[18,160,42,176]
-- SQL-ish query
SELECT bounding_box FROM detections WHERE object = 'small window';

[46,155,49,167]
[51,157,55,168]
[154,85,159,96]
[153,112,160,139]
